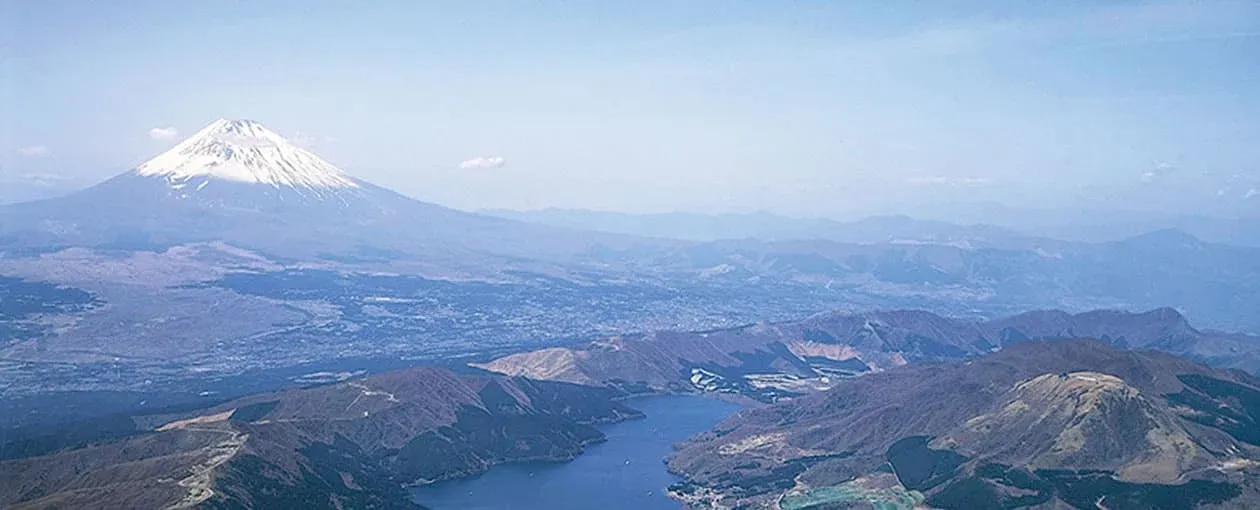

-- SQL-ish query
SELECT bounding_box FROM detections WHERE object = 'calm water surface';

[410,394,741,510]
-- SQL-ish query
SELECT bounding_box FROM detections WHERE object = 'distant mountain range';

[477,307,1260,402]
[4,118,1260,403]
[668,340,1260,509]
[486,207,1260,248]
[601,227,1260,333]
[937,202,1260,248]
[484,208,1046,248]
[0,366,639,510]
[0,173,102,205]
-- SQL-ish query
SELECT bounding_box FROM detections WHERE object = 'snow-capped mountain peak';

[134,118,359,190]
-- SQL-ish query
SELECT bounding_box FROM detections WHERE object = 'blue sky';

[3,1,1259,217]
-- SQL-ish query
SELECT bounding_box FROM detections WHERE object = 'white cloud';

[1140,161,1175,183]
[18,172,73,187]
[905,176,949,186]
[1246,188,1258,199]
[905,175,990,187]
[149,127,179,140]
[16,145,49,157]
[458,156,506,170]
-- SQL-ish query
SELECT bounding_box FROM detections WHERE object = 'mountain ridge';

[486,206,1260,248]
[484,208,1046,248]
[667,340,1260,508]
[475,307,1260,403]
[0,365,643,510]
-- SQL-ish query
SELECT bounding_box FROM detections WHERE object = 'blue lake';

[410,394,741,510]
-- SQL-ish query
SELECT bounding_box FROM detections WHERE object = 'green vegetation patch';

[1166,374,1260,445]
[0,276,99,345]
[928,463,1052,510]
[1034,469,1241,510]
[922,463,1241,510]
[206,434,422,510]
[228,401,280,423]
[780,480,925,510]
[886,435,967,491]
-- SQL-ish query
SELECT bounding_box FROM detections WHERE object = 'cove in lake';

[411,394,741,510]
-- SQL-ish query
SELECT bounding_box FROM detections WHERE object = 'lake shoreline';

[411,394,743,510]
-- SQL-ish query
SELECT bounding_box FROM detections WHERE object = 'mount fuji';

[0,119,626,271]
[135,118,360,191]
[79,118,381,214]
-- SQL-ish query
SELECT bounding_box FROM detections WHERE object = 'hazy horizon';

[4,1,1259,219]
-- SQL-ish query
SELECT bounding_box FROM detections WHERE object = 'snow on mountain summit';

[134,118,359,190]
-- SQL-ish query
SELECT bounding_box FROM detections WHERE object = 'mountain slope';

[135,118,360,191]
[0,366,641,510]
[667,340,1260,509]
[0,119,648,273]
[475,307,1260,402]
